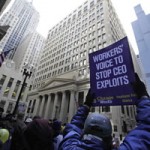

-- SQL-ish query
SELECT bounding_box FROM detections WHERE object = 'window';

[78,10,82,17]
[83,69,86,75]
[83,59,86,65]
[93,46,96,52]
[7,103,13,113]
[90,1,94,8]
[122,121,127,133]
[79,60,83,67]
[27,100,32,113]
[102,33,106,39]
[103,42,107,47]
[0,75,6,86]
[12,80,21,98]
[114,125,118,132]
[80,52,83,57]
[121,106,125,114]
[102,106,110,112]
[84,6,88,12]
[4,78,14,97]
[79,70,83,76]
[89,48,93,53]
[78,92,84,106]
[126,106,129,116]
[98,44,102,49]
[98,36,101,42]
[31,100,36,113]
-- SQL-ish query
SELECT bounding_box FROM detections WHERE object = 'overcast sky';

[32,0,150,54]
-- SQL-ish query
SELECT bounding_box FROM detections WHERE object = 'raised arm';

[119,73,150,150]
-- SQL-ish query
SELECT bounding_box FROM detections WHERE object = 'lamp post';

[12,68,32,116]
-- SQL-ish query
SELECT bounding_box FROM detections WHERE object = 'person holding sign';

[59,90,113,150]
[89,37,136,106]
[119,73,150,150]
[59,73,150,150]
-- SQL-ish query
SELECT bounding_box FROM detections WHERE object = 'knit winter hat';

[84,113,112,138]
[24,119,54,150]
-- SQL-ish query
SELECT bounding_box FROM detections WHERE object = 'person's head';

[32,115,41,120]
[84,112,112,149]
[24,118,54,150]
[84,112,112,138]
[52,120,62,137]
[48,119,53,126]
[25,117,32,125]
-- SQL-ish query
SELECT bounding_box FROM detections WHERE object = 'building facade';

[0,0,39,57]
[27,0,140,140]
[13,32,45,71]
[0,59,31,115]
[0,31,45,116]
[0,0,42,116]
[132,4,150,94]
[0,0,11,16]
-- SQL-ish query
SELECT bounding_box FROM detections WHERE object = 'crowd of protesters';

[0,73,150,150]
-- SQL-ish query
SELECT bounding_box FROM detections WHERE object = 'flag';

[0,51,5,67]
[0,49,13,67]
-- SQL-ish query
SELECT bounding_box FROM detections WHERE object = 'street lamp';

[12,68,32,115]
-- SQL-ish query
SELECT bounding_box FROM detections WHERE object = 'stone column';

[28,100,33,116]
[32,97,40,116]
[59,91,66,122]
[68,90,75,122]
[84,90,88,103]
[8,79,16,98]
[52,93,58,119]
[74,91,78,114]
[39,95,45,117]
[44,94,51,119]
[4,101,9,113]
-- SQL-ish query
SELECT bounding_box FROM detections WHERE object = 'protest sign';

[89,37,137,106]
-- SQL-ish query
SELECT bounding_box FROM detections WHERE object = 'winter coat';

[59,97,150,150]
[58,105,107,150]
[53,134,63,150]
[119,97,150,150]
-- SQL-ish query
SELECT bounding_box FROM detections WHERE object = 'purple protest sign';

[89,37,137,106]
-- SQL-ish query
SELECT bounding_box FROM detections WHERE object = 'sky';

[32,0,150,54]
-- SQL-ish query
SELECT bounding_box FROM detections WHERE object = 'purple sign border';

[89,37,137,106]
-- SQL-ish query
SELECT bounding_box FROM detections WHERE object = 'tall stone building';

[0,32,45,115]
[13,32,45,72]
[0,0,42,115]
[132,4,150,94]
[27,0,140,140]
[0,0,39,57]
[0,0,11,16]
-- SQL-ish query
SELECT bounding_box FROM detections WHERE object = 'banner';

[89,37,137,106]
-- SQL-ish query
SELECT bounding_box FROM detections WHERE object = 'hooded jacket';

[119,97,150,150]
[59,97,150,150]
[59,105,108,150]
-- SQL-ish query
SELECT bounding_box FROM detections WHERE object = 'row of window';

[36,58,87,77]
[45,21,104,54]
[47,0,103,38]
[41,27,106,65]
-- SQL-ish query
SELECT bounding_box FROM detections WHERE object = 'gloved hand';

[132,73,149,99]
[84,89,95,107]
